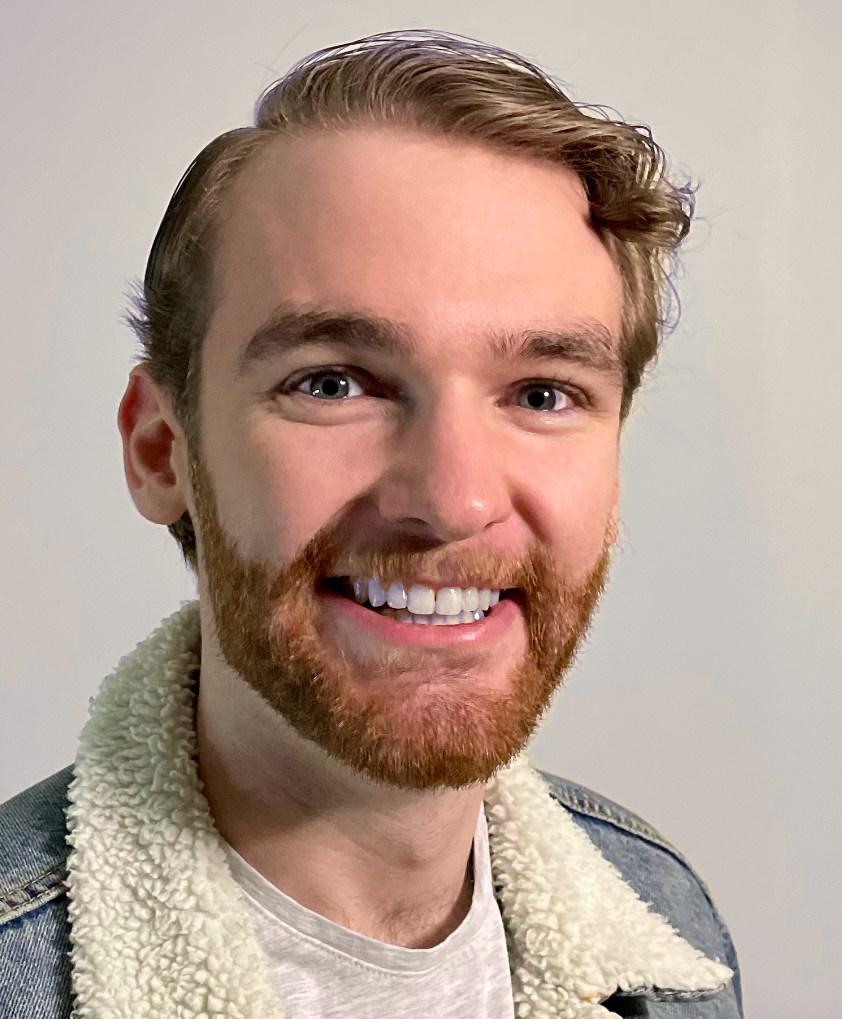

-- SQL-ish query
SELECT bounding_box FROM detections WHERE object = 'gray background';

[2,1,839,1014]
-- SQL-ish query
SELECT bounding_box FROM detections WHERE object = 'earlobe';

[118,366,189,526]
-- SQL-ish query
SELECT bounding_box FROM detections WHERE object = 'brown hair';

[128,30,694,569]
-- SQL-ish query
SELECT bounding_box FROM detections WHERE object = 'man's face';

[191,128,624,789]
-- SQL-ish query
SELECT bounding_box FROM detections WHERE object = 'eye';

[295,370,366,400]
[516,382,576,412]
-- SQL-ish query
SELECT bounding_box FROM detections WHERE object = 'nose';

[373,389,512,542]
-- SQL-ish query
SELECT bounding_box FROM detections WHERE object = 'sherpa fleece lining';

[66,602,732,1019]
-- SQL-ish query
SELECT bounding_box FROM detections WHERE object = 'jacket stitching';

[609,985,726,1003]
[547,782,724,910]
[543,780,740,1010]
[542,778,686,861]
[0,861,67,925]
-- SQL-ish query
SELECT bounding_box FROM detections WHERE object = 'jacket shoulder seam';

[543,775,734,972]
[541,774,688,862]
[0,859,67,926]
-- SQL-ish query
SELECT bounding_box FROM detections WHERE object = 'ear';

[118,365,190,526]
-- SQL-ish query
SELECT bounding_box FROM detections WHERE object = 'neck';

[196,640,484,949]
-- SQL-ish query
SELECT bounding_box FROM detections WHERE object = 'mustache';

[277,525,550,599]
[192,447,581,601]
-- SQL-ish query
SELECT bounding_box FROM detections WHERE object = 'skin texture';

[118,127,624,948]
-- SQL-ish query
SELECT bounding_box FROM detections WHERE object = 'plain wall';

[2,1,839,1015]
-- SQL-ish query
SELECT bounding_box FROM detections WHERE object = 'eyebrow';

[495,324,621,378]
[236,303,622,380]
[237,306,414,377]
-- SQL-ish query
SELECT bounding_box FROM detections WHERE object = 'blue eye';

[297,371,365,400]
[517,384,572,412]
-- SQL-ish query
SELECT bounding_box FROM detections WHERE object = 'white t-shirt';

[222,808,515,1019]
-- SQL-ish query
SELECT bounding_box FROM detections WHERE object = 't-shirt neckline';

[221,804,494,976]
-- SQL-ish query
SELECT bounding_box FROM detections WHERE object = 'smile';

[324,577,504,626]
[319,577,521,648]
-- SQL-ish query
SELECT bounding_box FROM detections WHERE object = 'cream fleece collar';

[66,602,731,1018]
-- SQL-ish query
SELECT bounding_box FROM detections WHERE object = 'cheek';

[532,445,618,578]
[241,421,389,558]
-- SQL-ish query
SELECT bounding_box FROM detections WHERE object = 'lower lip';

[319,589,521,646]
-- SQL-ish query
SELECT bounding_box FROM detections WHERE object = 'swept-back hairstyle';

[128,30,694,569]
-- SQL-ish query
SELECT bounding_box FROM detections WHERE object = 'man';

[0,31,742,1019]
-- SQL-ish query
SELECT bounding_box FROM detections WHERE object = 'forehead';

[207,127,623,364]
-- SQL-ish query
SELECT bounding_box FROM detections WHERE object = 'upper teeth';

[354,579,501,615]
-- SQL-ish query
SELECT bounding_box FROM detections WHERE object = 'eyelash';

[278,366,589,411]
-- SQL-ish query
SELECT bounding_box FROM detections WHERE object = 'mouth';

[320,576,520,627]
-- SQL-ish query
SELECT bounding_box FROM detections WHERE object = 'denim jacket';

[0,605,743,1018]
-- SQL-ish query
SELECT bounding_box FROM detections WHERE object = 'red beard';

[191,451,610,790]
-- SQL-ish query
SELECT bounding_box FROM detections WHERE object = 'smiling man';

[0,32,742,1019]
